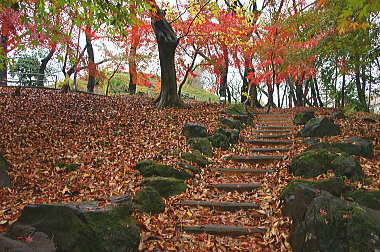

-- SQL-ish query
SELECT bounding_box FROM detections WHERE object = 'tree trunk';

[37,46,56,86]
[248,84,262,107]
[151,8,181,108]
[314,78,324,107]
[86,34,96,93]
[267,85,276,108]
[0,35,7,86]
[295,83,303,107]
[241,68,249,103]
[355,66,368,111]
[341,74,345,107]
[128,24,140,95]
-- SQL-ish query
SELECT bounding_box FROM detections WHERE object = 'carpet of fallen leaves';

[0,87,379,251]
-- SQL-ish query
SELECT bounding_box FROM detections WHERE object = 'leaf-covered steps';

[209,183,261,192]
[250,147,292,152]
[214,168,276,174]
[226,155,284,162]
[241,139,293,145]
[179,200,259,211]
[179,225,266,236]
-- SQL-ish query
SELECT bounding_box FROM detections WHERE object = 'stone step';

[254,134,293,139]
[209,183,261,192]
[179,224,267,236]
[242,139,293,145]
[250,147,292,152]
[259,125,295,129]
[254,112,290,116]
[215,168,276,174]
[252,129,292,133]
[179,200,260,211]
[226,155,284,162]
[257,118,292,122]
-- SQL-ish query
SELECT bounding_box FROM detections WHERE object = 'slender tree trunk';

[128,24,140,95]
[341,74,345,107]
[355,66,368,111]
[280,84,287,108]
[310,79,318,106]
[314,78,324,107]
[0,35,7,86]
[277,84,280,108]
[86,34,96,93]
[178,52,198,97]
[37,46,56,86]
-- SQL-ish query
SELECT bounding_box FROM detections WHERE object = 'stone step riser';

[179,225,267,236]
[227,155,284,163]
[215,168,276,174]
[250,147,291,152]
[180,200,259,211]
[209,183,261,192]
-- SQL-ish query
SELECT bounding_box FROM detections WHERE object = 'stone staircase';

[177,112,295,237]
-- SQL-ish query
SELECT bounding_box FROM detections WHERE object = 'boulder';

[331,110,345,119]
[288,148,341,178]
[182,123,207,138]
[181,150,211,167]
[222,103,247,115]
[208,133,230,150]
[187,137,213,157]
[362,117,377,123]
[134,187,165,214]
[307,137,374,159]
[330,155,363,180]
[280,177,351,200]
[0,154,10,187]
[215,128,240,144]
[218,117,243,130]
[232,114,253,125]
[282,185,380,252]
[134,161,192,180]
[56,163,80,172]
[141,177,187,197]
[299,117,340,137]
[1,196,140,252]
[175,161,201,174]
[0,224,56,252]
[344,190,380,210]
[335,137,374,159]
[302,138,320,145]
[293,110,315,125]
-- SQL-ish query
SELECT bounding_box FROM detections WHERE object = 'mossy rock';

[223,103,247,115]
[344,190,380,210]
[0,154,10,187]
[175,162,201,174]
[299,117,340,137]
[134,163,192,180]
[208,133,230,150]
[134,160,156,170]
[293,110,315,125]
[280,177,351,200]
[215,128,240,145]
[141,177,187,198]
[293,192,380,252]
[288,148,342,178]
[6,203,140,252]
[181,150,211,167]
[187,137,213,157]
[55,163,80,172]
[134,187,165,214]
[330,155,363,180]
[218,117,243,130]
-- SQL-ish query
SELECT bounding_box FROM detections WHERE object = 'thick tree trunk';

[152,11,181,108]
[295,83,303,107]
[0,35,7,86]
[314,78,324,107]
[241,68,249,103]
[37,47,56,86]
[266,85,276,108]
[248,84,262,108]
[86,34,96,93]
